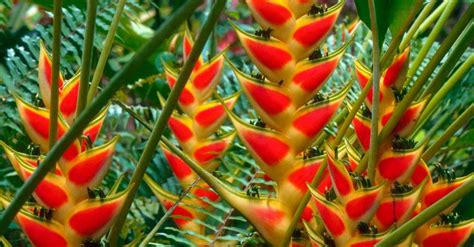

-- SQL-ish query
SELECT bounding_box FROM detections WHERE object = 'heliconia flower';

[308,185,352,245]
[192,93,239,139]
[38,42,64,109]
[351,98,427,152]
[277,155,328,210]
[15,158,73,223]
[373,180,426,231]
[287,0,344,60]
[421,174,472,213]
[58,73,80,125]
[226,110,295,180]
[326,154,355,201]
[14,96,81,164]
[15,208,70,247]
[354,47,410,110]
[380,97,428,137]
[0,141,63,176]
[410,160,432,187]
[287,44,347,106]
[231,22,296,82]
[163,62,199,113]
[65,187,131,245]
[64,136,118,200]
[81,106,108,151]
[190,54,225,102]
[245,0,296,41]
[376,143,425,183]
[415,220,474,247]
[285,82,351,153]
[192,131,236,168]
[182,30,203,71]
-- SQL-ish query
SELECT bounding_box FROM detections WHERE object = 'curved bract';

[0,44,122,246]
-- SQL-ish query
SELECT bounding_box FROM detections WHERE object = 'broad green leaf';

[354,0,418,49]
[354,0,390,49]
[389,0,418,36]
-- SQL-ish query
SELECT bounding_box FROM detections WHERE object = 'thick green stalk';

[422,105,474,161]
[107,1,224,244]
[48,0,62,148]
[0,0,202,233]
[420,25,474,99]
[407,0,457,80]
[415,54,474,134]
[414,0,448,38]
[366,0,381,182]
[77,0,98,115]
[399,0,436,50]
[86,0,127,105]
[355,5,473,173]
[376,176,474,246]
[280,161,328,247]
[139,178,200,247]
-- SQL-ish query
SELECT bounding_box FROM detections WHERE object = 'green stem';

[107,1,224,244]
[48,0,62,148]
[422,105,474,161]
[407,0,457,80]
[355,5,473,173]
[376,175,474,246]
[420,25,474,99]
[399,0,436,50]
[366,0,381,182]
[280,161,328,247]
[86,0,127,105]
[414,0,448,39]
[139,178,200,247]
[0,0,201,234]
[76,0,98,116]
[415,54,474,134]
[421,110,450,144]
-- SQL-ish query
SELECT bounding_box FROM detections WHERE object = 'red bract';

[1,44,127,246]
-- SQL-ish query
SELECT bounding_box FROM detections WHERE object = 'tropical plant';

[0,0,472,246]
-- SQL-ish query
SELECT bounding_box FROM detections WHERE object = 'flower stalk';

[77,0,98,115]
[399,0,436,50]
[86,0,127,105]
[407,0,457,80]
[49,0,62,148]
[0,0,202,233]
[366,0,381,182]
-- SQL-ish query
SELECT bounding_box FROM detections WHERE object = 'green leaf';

[354,0,390,49]
[389,0,417,36]
[354,0,418,49]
